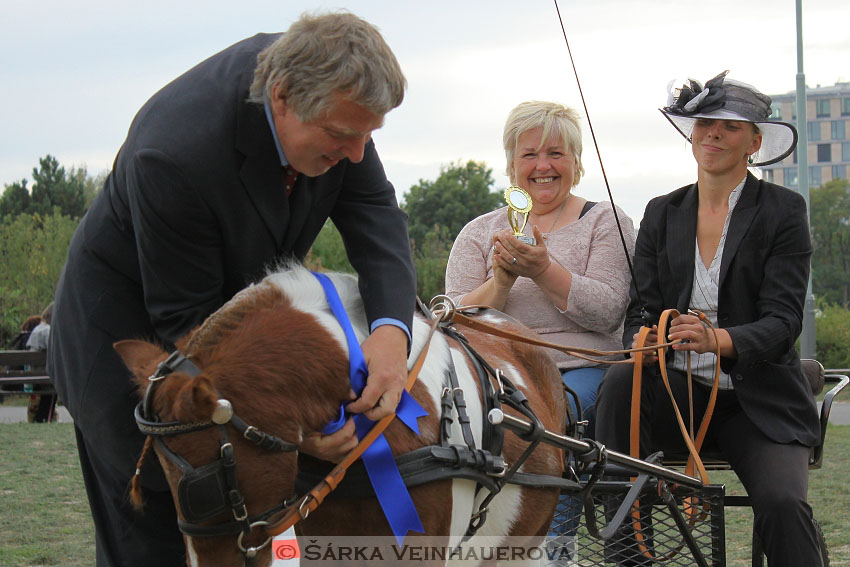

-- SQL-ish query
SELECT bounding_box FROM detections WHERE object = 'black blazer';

[47,34,416,480]
[626,172,819,446]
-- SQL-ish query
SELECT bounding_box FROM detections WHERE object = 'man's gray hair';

[503,101,585,187]
[249,11,406,121]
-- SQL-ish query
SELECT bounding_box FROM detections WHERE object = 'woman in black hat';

[595,71,822,566]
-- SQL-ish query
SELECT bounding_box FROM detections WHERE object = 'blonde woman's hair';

[503,101,585,187]
[249,11,406,122]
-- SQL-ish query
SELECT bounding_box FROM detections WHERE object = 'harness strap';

[440,323,505,454]
[297,445,507,496]
[219,435,250,529]
[439,373,456,445]
[462,365,551,541]
[230,414,298,452]
[448,328,505,457]
[437,322,509,539]
[295,444,579,501]
[440,362,478,451]
[178,498,295,537]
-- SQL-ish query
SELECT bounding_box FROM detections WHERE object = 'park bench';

[0,349,54,395]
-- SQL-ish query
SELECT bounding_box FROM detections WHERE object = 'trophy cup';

[504,186,536,245]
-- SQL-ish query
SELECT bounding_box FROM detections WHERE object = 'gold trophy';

[504,186,536,245]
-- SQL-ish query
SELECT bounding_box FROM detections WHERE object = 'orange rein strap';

[629,308,722,561]
[632,309,716,482]
[261,314,443,540]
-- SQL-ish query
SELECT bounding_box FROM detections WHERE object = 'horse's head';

[116,278,353,566]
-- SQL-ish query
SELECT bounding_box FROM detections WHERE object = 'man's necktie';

[285,165,299,197]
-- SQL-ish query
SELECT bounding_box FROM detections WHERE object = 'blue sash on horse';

[312,271,427,544]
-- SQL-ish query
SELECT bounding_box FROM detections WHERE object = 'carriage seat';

[662,359,848,471]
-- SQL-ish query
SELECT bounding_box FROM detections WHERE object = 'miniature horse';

[116,266,566,566]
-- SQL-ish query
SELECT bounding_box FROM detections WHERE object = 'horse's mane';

[185,263,366,356]
[183,282,286,354]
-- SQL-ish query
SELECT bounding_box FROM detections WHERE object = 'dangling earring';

[747,155,754,165]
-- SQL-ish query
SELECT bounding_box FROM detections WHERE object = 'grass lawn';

[0,422,94,567]
[1,416,849,566]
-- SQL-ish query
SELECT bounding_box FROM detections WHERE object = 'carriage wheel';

[815,518,830,567]
[750,517,829,566]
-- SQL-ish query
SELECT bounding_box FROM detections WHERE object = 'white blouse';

[672,178,745,389]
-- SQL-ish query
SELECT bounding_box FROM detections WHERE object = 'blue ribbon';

[312,272,427,544]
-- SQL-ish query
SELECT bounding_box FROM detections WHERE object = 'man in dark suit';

[48,12,416,566]
[595,72,822,566]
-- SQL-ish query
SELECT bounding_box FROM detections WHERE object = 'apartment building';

[760,81,850,188]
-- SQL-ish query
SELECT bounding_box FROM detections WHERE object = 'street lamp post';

[796,0,816,359]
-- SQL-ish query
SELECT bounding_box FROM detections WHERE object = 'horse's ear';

[114,340,168,393]
[173,374,218,423]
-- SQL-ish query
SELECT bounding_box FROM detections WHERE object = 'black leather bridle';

[134,350,300,562]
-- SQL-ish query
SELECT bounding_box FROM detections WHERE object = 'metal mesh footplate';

[546,481,726,567]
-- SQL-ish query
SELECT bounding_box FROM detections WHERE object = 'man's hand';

[346,324,408,421]
[299,418,358,463]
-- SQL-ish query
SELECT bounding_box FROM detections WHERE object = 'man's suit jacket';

[625,172,819,447]
[47,34,416,482]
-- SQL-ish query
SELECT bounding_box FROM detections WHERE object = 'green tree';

[0,210,78,345]
[403,160,502,248]
[28,155,87,218]
[0,180,30,218]
[309,159,502,303]
[816,305,850,369]
[810,179,850,307]
[2,156,104,222]
[305,220,354,274]
[414,224,453,302]
[82,169,108,209]
[306,219,453,302]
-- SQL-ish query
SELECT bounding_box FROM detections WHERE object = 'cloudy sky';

[2,0,848,223]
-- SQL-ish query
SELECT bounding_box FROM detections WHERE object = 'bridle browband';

[134,350,300,561]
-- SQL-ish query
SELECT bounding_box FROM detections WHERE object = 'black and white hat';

[660,70,798,166]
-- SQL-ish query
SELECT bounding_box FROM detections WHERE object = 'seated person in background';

[595,71,821,567]
[26,301,56,423]
[26,302,52,351]
[445,100,635,553]
[10,315,42,350]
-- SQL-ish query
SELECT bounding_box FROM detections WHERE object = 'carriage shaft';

[487,409,704,487]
